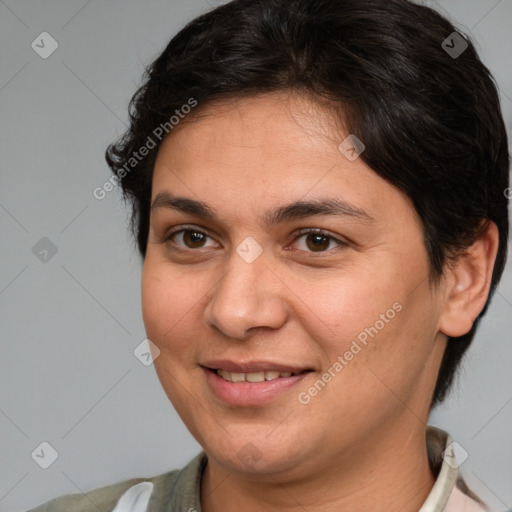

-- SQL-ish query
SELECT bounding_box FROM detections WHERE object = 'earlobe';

[438,221,500,338]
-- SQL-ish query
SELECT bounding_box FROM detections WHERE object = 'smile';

[216,369,303,382]
[201,363,313,406]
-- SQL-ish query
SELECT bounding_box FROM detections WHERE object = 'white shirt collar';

[421,426,487,512]
[110,426,488,512]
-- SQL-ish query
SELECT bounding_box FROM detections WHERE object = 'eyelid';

[293,227,347,246]
[163,225,347,252]
[164,224,219,246]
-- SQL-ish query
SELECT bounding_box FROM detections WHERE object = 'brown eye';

[166,229,218,250]
[182,231,207,248]
[292,229,346,253]
[305,234,331,252]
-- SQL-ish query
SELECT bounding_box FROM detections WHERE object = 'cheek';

[141,262,203,416]
[304,267,404,348]
[304,262,435,387]
[141,261,195,351]
[333,286,439,410]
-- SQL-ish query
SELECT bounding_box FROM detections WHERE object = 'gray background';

[0,0,511,510]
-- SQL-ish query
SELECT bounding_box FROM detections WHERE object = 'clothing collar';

[118,426,487,511]
[421,426,487,512]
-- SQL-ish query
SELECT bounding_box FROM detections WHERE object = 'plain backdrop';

[1,1,511,510]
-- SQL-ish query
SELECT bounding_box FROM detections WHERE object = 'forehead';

[156,92,343,172]
[151,92,419,231]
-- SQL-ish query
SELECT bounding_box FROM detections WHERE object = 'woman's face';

[141,92,448,479]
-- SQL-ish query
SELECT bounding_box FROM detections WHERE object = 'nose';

[203,249,289,340]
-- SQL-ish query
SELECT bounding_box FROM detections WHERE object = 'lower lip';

[202,367,311,406]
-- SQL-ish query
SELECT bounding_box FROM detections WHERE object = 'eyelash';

[163,225,347,254]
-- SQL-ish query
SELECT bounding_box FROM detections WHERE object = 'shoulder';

[25,469,180,512]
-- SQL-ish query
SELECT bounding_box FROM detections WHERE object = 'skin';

[141,91,499,512]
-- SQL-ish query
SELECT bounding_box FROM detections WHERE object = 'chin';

[201,432,314,478]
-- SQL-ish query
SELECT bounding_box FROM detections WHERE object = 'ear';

[438,221,500,338]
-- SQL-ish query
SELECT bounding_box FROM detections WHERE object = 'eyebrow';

[150,191,375,227]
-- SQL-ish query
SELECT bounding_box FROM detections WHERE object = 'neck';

[201,424,435,512]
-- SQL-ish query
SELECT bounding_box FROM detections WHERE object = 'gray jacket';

[26,427,506,511]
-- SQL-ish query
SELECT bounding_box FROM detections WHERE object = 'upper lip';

[201,360,311,374]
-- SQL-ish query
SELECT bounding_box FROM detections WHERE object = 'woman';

[28,0,510,510]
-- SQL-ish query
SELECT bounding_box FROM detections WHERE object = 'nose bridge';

[204,243,288,339]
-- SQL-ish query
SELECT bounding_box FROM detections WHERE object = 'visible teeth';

[246,372,265,382]
[217,369,232,381]
[216,369,297,382]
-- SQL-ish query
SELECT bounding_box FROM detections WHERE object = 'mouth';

[200,361,314,406]
[212,368,308,383]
